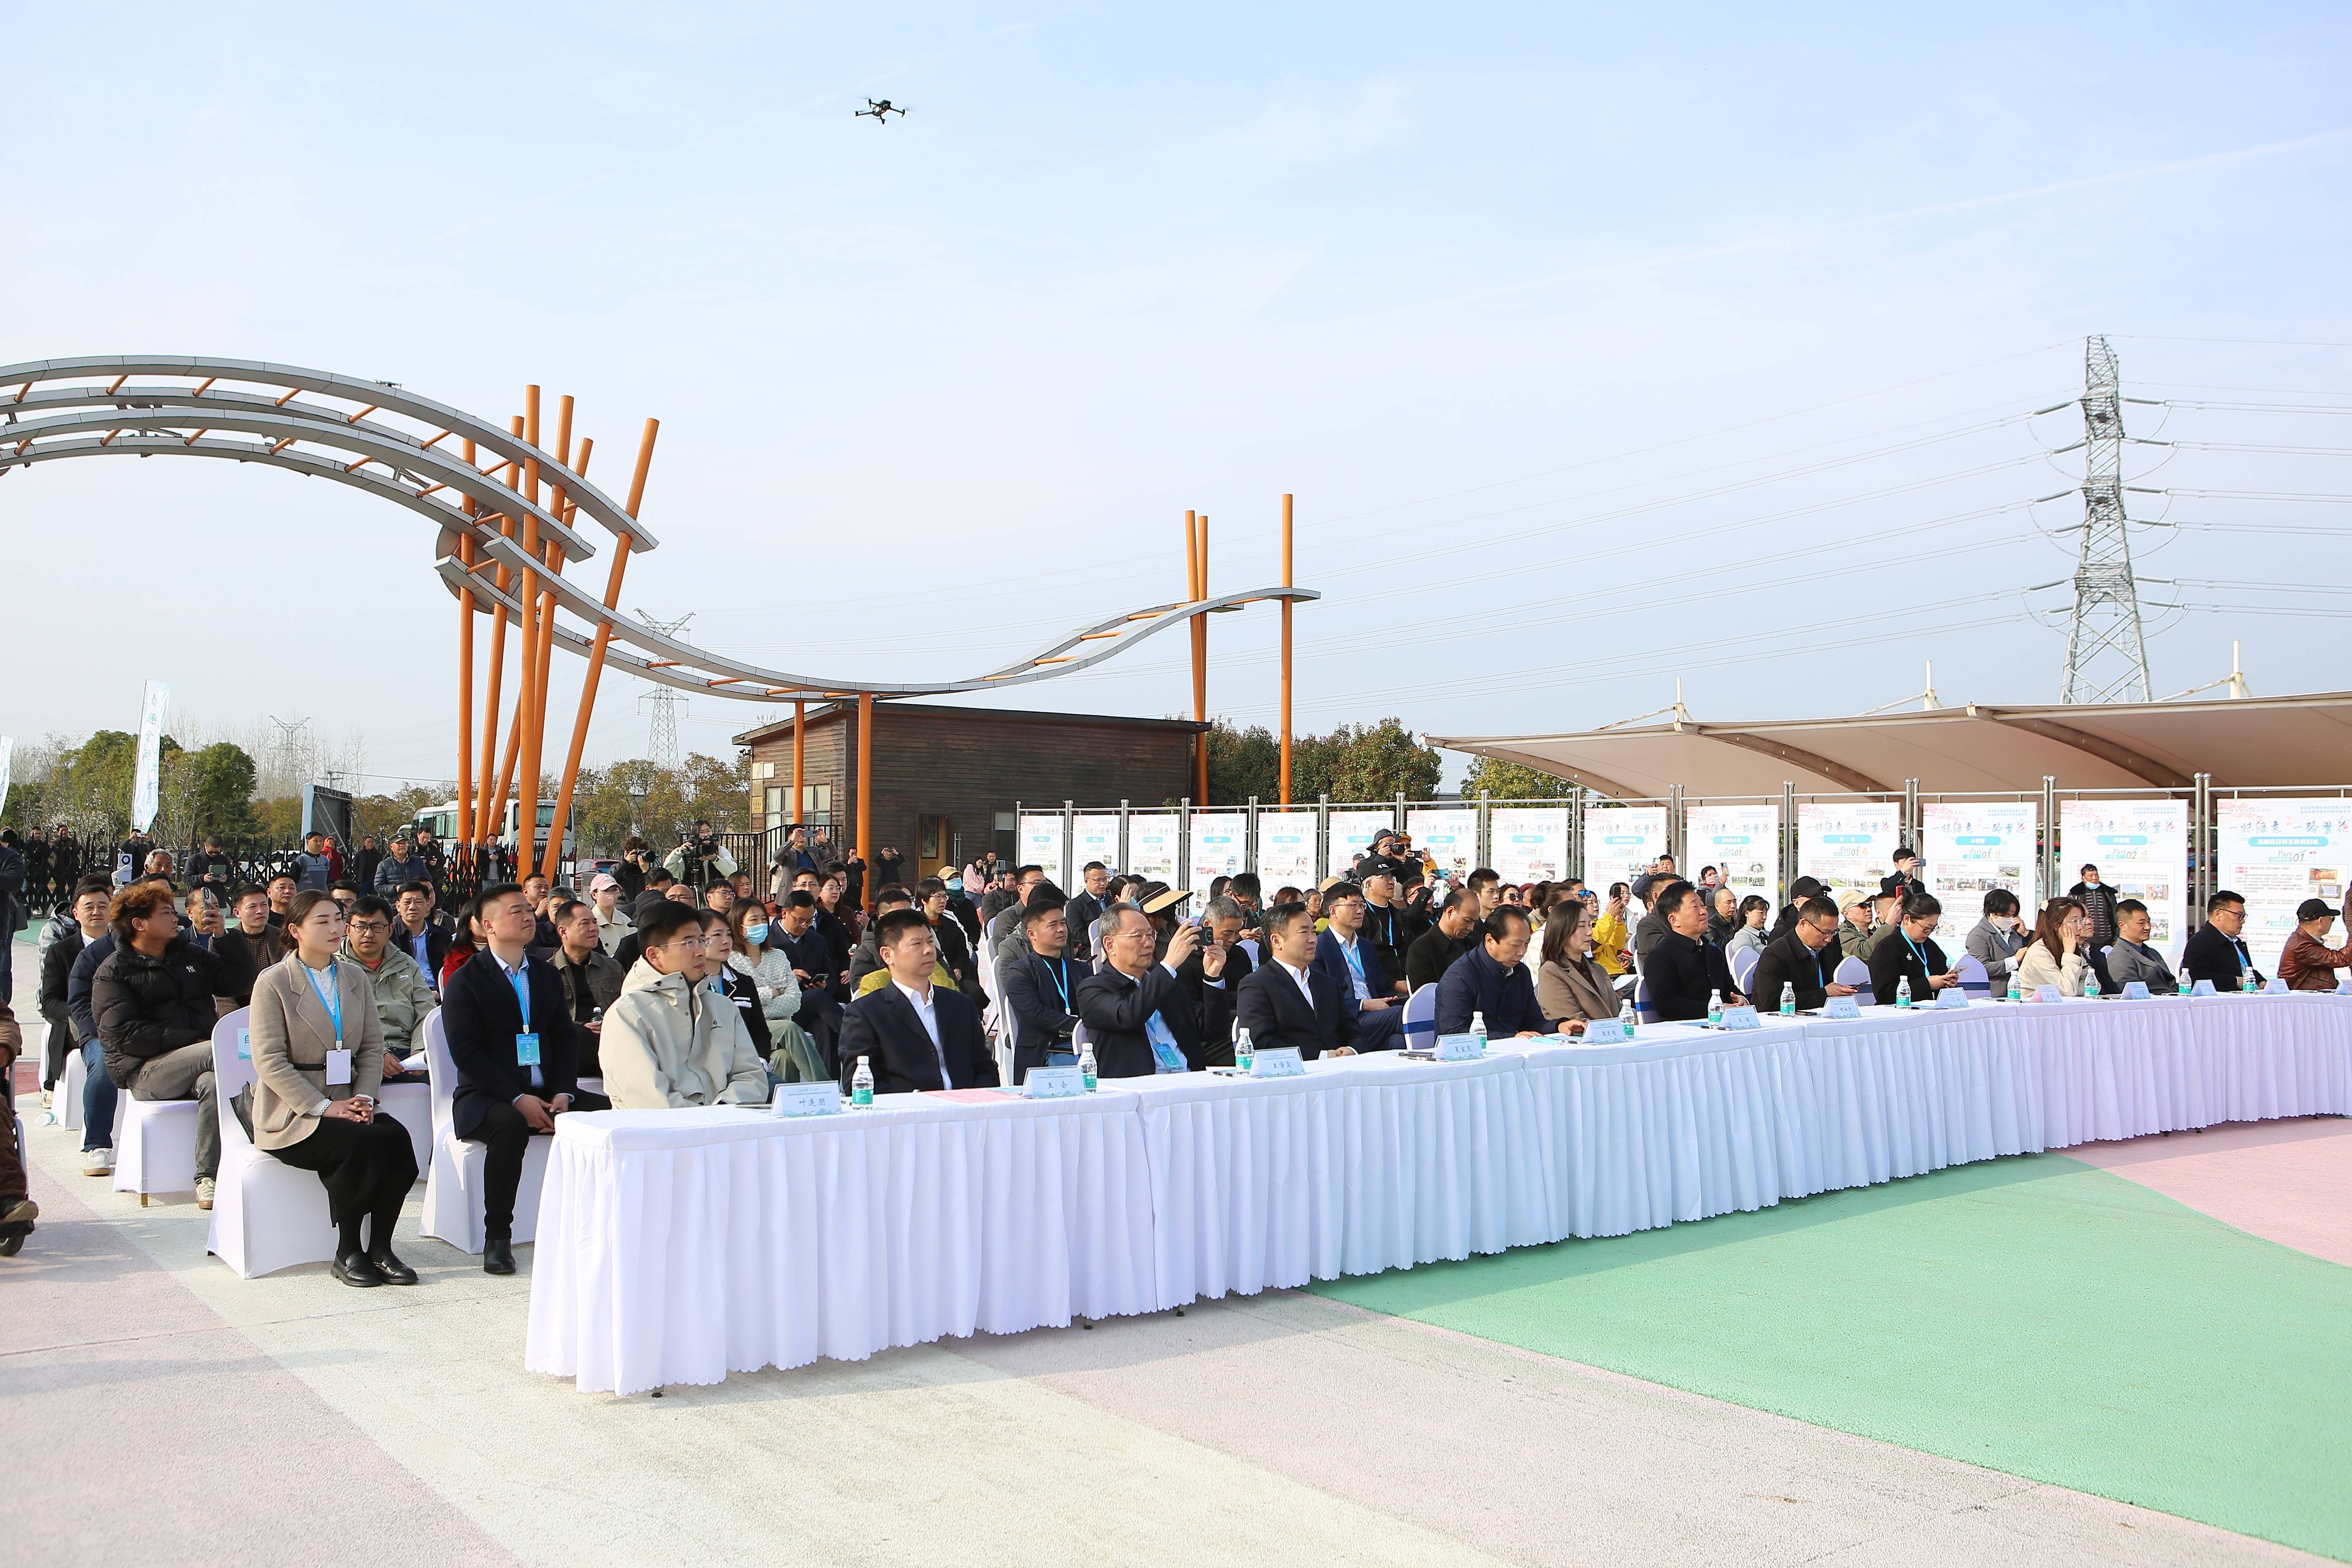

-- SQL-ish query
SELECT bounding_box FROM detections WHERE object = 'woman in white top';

[1725,895,1773,962]
[2015,898,2091,996]
[726,902,802,1024]
[590,873,633,956]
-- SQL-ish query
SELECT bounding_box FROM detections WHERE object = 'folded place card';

[1719,1005,1761,1031]
[2190,980,2218,997]
[1824,996,1862,1019]
[1580,1017,1630,1044]
[1025,1066,1087,1099]
[2121,981,2151,1000]
[2264,977,2288,994]
[1432,1033,1485,1061]
[1935,989,1970,1009]
[1252,1046,1306,1078]
[770,1082,842,1118]
[2033,984,2062,1004]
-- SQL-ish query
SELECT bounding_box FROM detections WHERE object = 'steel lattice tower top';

[2060,335,2153,703]
[635,610,694,767]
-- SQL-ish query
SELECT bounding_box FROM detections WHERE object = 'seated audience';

[2181,890,2264,992]
[602,901,770,1111]
[1236,901,1359,1060]
[1311,882,1404,1050]
[1725,895,1772,962]
[1642,882,1745,1021]
[1405,889,1479,991]
[1748,895,1857,1012]
[545,896,624,1077]
[1077,905,1235,1075]
[2016,898,2092,997]
[1868,894,1963,1005]
[1002,893,1087,1082]
[1963,889,2028,989]
[836,908,1000,1094]
[1434,905,1550,1037]
[341,895,438,1081]
[93,879,230,1209]
[2277,897,2352,991]
[2103,898,2179,994]
[1532,896,1612,1028]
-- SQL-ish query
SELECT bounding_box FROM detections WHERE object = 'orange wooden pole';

[473,424,522,849]
[1185,510,1204,805]
[1279,492,1294,806]
[856,693,874,910]
[791,699,805,830]
[514,385,547,868]
[486,415,528,851]
[1193,511,1210,805]
[456,441,479,846]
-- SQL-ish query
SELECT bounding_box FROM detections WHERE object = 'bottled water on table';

[1078,1040,1098,1092]
[1706,989,1723,1026]
[1780,981,1795,1017]
[850,1055,874,1107]
[1469,1010,1488,1052]
[1233,1027,1254,1075]
[1895,975,1913,1009]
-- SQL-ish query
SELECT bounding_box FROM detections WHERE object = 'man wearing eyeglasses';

[341,895,438,1082]
[1748,894,1860,1012]
[602,900,771,1111]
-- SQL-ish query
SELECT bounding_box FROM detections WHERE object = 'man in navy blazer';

[999,893,1086,1084]
[1236,902,1360,1060]
[441,883,607,1274]
[837,909,1000,1095]
[1310,881,1404,1049]
[1075,906,1235,1077]
[1434,907,1553,1037]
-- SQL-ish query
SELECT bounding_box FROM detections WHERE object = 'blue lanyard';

[1339,940,1366,981]
[1902,932,1931,969]
[505,960,532,1027]
[303,962,343,1047]
[1044,958,1072,1013]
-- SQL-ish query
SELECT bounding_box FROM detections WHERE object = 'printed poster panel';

[1795,801,1899,900]
[131,679,172,834]
[1684,803,1780,900]
[1126,813,1180,884]
[1324,810,1393,879]
[1582,805,1668,892]
[2216,798,2350,974]
[2059,799,2187,956]
[1188,812,1248,886]
[1016,815,1064,888]
[1922,801,2039,917]
[1255,811,1317,889]
[1404,807,1479,879]
[1490,807,1570,885]
[1071,814,1119,875]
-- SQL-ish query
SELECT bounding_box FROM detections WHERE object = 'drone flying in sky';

[855,99,907,123]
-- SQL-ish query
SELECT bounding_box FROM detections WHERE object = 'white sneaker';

[83,1149,114,1177]
[194,1177,216,1212]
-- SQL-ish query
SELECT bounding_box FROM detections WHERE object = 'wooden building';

[733,703,1206,882]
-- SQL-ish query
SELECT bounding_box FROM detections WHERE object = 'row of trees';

[1202,719,1577,805]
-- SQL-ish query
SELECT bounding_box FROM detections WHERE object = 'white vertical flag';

[131,680,172,833]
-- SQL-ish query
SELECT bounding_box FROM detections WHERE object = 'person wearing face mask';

[1964,889,2029,988]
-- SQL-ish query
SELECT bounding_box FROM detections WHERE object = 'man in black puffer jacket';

[92,881,229,1207]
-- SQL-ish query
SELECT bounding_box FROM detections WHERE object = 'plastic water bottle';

[1706,989,1723,1026]
[1233,1027,1254,1076]
[1620,995,1637,1033]
[1895,974,1913,1009]
[850,1055,874,1107]
[1469,1010,1488,1053]
[2007,974,2022,1004]
[2083,971,2101,1000]
[1078,1040,1098,1092]
[1779,981,1795,1017]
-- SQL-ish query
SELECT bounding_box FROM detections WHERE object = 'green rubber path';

[1312,1154,2352,1561]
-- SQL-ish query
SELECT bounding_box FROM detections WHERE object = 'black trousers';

[474,1091,609,1237]
[267,1113,418,1245]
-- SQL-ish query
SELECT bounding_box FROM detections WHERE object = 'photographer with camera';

[664,820,738,899]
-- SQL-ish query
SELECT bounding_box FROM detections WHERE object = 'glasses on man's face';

[348,920,390,936]
[664,935,711,951]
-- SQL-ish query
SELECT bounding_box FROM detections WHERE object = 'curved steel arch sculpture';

[1,355,1316,877]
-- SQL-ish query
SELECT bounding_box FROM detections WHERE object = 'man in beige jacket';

[600,901,770,1111]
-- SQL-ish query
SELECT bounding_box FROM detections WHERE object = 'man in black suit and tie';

[1001,892,1087,1084]
[1236,901,1359,1060]
[836,908,1001,1096]
[441,883,609,1275]
[1076,905,1235,1077]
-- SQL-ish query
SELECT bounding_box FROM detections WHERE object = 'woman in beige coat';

[1534,896,1615,1030]
[2015,898,2092,998]
[247,890,420,1287]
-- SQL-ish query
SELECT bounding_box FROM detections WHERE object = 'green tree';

[1321,719,1442,803]
[1205,719,1281,804]
[1463,756,1577,801]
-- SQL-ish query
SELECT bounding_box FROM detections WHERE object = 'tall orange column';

[856,693,874,909]
[791,700,805,829]
[1279,492,1294,806]
[514,385,547,869]
[1192,511,1210,804]
[456,451,479,846]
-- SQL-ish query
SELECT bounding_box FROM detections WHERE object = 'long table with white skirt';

[526,993,2352,1393]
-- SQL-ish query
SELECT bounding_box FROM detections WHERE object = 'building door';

[918,815,951,881]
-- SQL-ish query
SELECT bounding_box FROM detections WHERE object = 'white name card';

[1935,989,1971,1009]
[1718,1005,1761,1031]
[770,1082,842,1118]
[236,1027,251,1060]
[1432,1033,1485,1061]
[2033,985,2062,1004]
[1580,1017,1630,1044]
[2264,976,2289,994]
[2121,981,2151,1000]
[2190,979,2217,997]
[1252,1047,1306,1078]
[1824,996,1862,1019]
[1025,1067,1088,1099]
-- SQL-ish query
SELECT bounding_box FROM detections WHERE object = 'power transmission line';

[633,611,694,767]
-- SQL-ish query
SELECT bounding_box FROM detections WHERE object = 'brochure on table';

[1796,801,1900,898]
[1583,805,1669,892]
[2216,797,2349,973]
[2059,798,2187,958]
[1017,815,1064,886]
[1921,800,2039,915]
[1325,810,1394,878]
[1684,802,1780,900]
[1126,813,1180,883]
[1490,806,1570,884]
[1255,811,1317,888]
[1071,815,1119,876]
[1187,813,1247,884]
[1405,807,1479,879]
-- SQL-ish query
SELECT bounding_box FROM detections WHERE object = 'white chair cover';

[1728,947,1760,993]
[1633,971,1659,1025]
[1955,953,1991,995]
[56,1042,86,1131]
[114,1089,198,1198]
[420,1009,552,1254]
[1402,983,1439,1049]
[205,1008,341,1279]
[1833,955,1871,987]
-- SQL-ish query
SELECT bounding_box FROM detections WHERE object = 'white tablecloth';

[526,1091,1154,1394]
[526,996,2352,1392]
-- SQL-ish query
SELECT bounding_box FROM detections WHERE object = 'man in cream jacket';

[600,901,770,1110]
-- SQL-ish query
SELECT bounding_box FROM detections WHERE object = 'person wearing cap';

[2277,898,2352,990]
[1312,881,1406,1049]
[1076,905,1233,1076]
[1879,849,1925,907]
[2103,898,2178,994]
[1766,877,1827,940]
[2182,890,2265,992]
[1355,856,1418,987]
[589,872,634,955]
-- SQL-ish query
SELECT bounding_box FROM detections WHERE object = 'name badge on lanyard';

[508,964,541,1067]
[305,964,352,1087]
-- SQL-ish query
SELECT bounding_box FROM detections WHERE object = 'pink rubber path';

[2069,1116,2352,1268]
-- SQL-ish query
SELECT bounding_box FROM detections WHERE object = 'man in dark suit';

[1434,906,1551,1036]
[1311,882,1405,1049]
[1748,894,1859,1011]
[1076,905,1234,1077]
[441,882,608,1275]
[388,882,452,991]
[1405,889,1479,991]
[2181,890,2265,992]
[1001,893,1087,1083]
[1644,882,1747,1021]
[837,909,1000,1094]
[1064,862,1110,965]
[1236,901,1359,1060]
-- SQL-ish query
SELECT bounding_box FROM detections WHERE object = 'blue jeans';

[82,1039,118,1152]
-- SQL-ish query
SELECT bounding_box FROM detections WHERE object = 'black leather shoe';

[332,1252,384,1288]
[368,1250,419,1285]
[483,1236,516,1275]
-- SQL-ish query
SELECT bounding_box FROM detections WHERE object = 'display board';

[1071,814,1120,875]
[1324,810,1394,878]
[2059,798,2187,955]
[2216,797,2350,973]
[1489,807,1570,885]
[1255,811,1318,890]
[1187,812,1248,886]
[1405,807,1480,879]
[1795,801,1900,899]
[1126,813,1180,884]
[1921,801,2039,917]
[1581,805,1669,892]
[1016,815,1064,887]
[1684,803,1780,900]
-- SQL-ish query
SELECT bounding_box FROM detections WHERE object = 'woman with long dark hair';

[2016,897,2091,997]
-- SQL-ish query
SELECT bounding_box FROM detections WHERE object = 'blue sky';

[5,3,2348,788]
